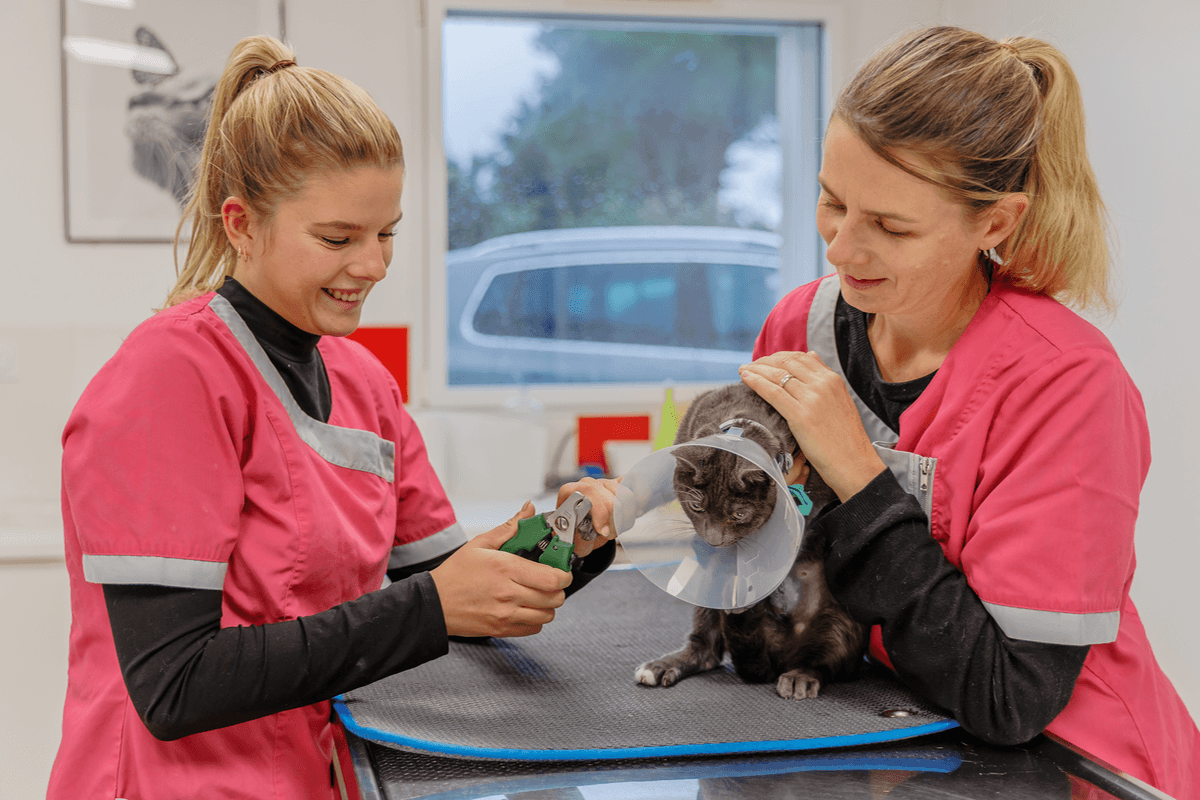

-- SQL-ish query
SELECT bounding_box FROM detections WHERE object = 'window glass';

[442,12,821,387]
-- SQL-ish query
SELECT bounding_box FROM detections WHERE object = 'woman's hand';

[430,502,572,638]
[740,352,886,502]
[555,476,621,557]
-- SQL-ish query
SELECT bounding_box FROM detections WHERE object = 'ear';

[222,196,256,257]
[132,26,178,86]
[735,464,768,489]
[978,193,1029,254]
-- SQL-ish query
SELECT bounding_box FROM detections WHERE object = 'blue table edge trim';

[333,696,960,763]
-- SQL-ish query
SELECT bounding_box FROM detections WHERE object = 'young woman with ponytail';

[49,36,617,799]
[740,26,1197,798]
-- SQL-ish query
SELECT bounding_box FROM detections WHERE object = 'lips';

[844,275,885,291]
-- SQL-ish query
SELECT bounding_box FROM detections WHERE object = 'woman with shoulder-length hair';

[49,35,617,799]
[742,25,1197,799]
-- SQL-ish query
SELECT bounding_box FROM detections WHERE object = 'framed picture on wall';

[60,0,285,243]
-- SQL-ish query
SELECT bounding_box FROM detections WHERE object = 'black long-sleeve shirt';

[103,279,614,741]
[821,295,1089,745]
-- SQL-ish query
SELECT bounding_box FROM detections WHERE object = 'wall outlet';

[0,341,16,383]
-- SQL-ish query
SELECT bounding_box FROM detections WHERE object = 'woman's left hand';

[555,476,621,557]
[740,352,886,502]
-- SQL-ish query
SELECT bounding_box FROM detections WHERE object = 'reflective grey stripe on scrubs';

[806,277,938,523]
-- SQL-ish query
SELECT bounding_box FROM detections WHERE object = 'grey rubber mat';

[335,566,956,761]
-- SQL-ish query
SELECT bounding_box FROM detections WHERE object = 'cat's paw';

[635,659,685,688]
[776,668,821,699]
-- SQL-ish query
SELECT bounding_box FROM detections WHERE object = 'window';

[429,4,827,399]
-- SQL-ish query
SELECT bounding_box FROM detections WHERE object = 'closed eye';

[877,220,910,237]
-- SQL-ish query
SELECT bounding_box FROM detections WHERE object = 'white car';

[446,226,781,386]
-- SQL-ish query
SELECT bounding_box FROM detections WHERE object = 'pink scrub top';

[755,275,1198,800]
[49,293,464,799]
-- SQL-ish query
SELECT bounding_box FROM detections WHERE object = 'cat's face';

[126,73,216,206]
[672,446,776,547]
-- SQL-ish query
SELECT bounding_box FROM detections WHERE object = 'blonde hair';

[166,36,403,307]
[834,26,1112,312]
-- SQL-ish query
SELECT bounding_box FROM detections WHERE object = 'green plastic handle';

[501,514,575,572]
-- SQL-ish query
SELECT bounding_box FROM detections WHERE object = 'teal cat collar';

[788,484,814,515]
[717,418,794,475]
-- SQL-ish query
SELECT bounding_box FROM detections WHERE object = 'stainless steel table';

[345,727,1173,800]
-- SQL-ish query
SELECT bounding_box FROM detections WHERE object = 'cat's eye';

[689,501,705,512]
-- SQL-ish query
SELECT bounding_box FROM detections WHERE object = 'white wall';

[2,1,1196,797]
[943,0,1200,746]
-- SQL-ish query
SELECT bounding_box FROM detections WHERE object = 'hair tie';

[267,59,296,74]
[998,41,1020,57]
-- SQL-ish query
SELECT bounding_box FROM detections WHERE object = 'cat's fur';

[635,382,868,699]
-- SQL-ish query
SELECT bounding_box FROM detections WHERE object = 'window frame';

[421,0,843,410]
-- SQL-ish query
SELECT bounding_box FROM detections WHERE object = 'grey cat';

[635,381,868,699]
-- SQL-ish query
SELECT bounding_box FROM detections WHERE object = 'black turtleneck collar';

[217,278,332,422]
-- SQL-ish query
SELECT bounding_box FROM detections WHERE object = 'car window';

[471,261,774,351]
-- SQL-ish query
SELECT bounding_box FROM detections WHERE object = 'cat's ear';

[674,453,698,475]
[132,26,179,86]
[734,463,769,490]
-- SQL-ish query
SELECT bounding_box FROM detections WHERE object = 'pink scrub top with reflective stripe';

[50,293,463,799]
[755,275,1198,800]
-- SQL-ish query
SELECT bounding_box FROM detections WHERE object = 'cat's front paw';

[635,658,687,688]
[777,668,821,699]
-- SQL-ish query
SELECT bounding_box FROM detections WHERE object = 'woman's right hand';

[740,351,886,502]
[429,502,573,638]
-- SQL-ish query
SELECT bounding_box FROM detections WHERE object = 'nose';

[350,240,390,283]
[823,215,870,269]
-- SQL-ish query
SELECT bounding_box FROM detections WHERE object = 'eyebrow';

[315,213,403,231]
[818,178,920,225]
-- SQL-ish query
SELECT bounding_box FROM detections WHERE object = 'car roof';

[446,225,781,263]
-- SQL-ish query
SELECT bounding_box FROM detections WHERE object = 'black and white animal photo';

[635,382,868,699]
[125,27,216,207]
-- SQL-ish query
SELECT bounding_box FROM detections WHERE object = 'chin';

[320,313,364,338]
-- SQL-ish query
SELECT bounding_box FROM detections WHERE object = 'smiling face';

[226,165,404,337]
[816,117,1003,331]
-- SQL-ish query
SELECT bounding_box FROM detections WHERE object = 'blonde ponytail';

[1001,38,1112,312]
